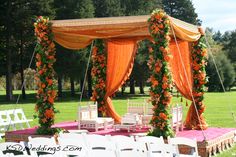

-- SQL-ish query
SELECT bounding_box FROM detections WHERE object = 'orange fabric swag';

[169,40,207,130]
[105,39,138,123]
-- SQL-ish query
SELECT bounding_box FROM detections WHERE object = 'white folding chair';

[89,103,114,129]
[85,134,116,157]
[111,135,147,157]
[136,136,165,157]
[0,142,30,157]
[13,109,32,129]
[78,105,105,132]
[57,134,87,157]
[0,110,15,131]
[136,136,165,145]
[171,105,183,133]
[28,137,58,157]
[168,137,199,157]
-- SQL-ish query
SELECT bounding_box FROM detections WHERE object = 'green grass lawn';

[1,89,236,156]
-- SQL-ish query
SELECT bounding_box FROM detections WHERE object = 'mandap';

[34,10,208,137]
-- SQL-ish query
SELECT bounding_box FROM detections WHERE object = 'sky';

[191,0,236,33]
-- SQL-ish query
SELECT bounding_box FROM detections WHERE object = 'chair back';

[0,142,28,156]
[177,105,183,122]
[88,102,98,119]
[168,137,199,157]
[58,135,87,157]
[121,113,137,125]
[127,99,145,115]
[111,135,146,157]
[171,107,178,124]
[28,136,58,156]
[78,106,90,120]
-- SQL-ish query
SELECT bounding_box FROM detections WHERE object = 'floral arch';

[34,10,207,137]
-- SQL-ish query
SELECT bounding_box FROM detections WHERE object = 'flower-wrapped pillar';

[185,36,208,130]
[147,10,174,138]
[34,16,58,135]
[91,40,107,116]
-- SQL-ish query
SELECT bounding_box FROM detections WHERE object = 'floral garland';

[91,40,107,116]
[34,16,59,135]
[191,35,208,129]
[147,9,173,138]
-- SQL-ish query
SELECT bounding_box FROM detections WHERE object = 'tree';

[54,0,94,97]
[205,28,236,91]
[206,52,235,91]
[133,41,150,94]
[212,30,222,43]
[0,0,55,101]
[121,0,161,15]
[223,30,236,64]
[162,0,199,24]
[54,0,94,19]
[121,1,161,94]
[93,0,123,17]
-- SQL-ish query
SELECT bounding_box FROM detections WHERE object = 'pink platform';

[5,121,236,157]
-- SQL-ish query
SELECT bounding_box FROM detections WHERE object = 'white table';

[113,124,136,132]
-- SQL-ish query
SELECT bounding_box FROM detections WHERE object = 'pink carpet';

[7,121,236,142]
[176,127,236,142]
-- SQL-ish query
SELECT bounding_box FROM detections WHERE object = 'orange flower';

[47,55,55,60]
[36,54,41,60]
[155,65,161,73]
[92,46,98,54]
[152,80,159,87]
[47,79,53,86]
[162,83,168,89]
[164,55,170,62]
[158,23,164,29]
[44,108,54,119]
[164,91,170,97]
[154,14,161,20]
[148,47,153,53]
[201,49,207,57]
[159,113,168,120]
[51,90,57,98]
[162,75,169,82]
[48,97,54,104]
[41,118,47,123]
[35,105,38,112]
[41,83,46,89]
[38,70,44,75]
[193,64,201,71]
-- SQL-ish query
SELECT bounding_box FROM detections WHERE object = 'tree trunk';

[20,31,26,99]
[87,66,92,98]
[70,77,75,97]
[121,86,125,96]
[6,0,13,101]
[80,79,83,92]
[139,80,144,94]
[130,78,135,94]
[58,75,62,97]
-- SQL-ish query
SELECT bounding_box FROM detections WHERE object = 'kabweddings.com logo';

[6,144,82,154]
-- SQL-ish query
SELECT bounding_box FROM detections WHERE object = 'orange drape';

[169,40,193,100]
[169,40,207,130]
[105,39,137,123]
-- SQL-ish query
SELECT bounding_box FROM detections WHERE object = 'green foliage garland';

[191,36,208,129]
[34,16,59,135]
[147,9,173,138]
[91,40,107,116]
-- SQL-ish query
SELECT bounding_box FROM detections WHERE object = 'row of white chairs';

[0,133,199,157]
[0,109,32,131]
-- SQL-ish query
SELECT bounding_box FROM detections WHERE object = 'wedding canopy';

[51,15,201,49]
[34,12,207,135]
